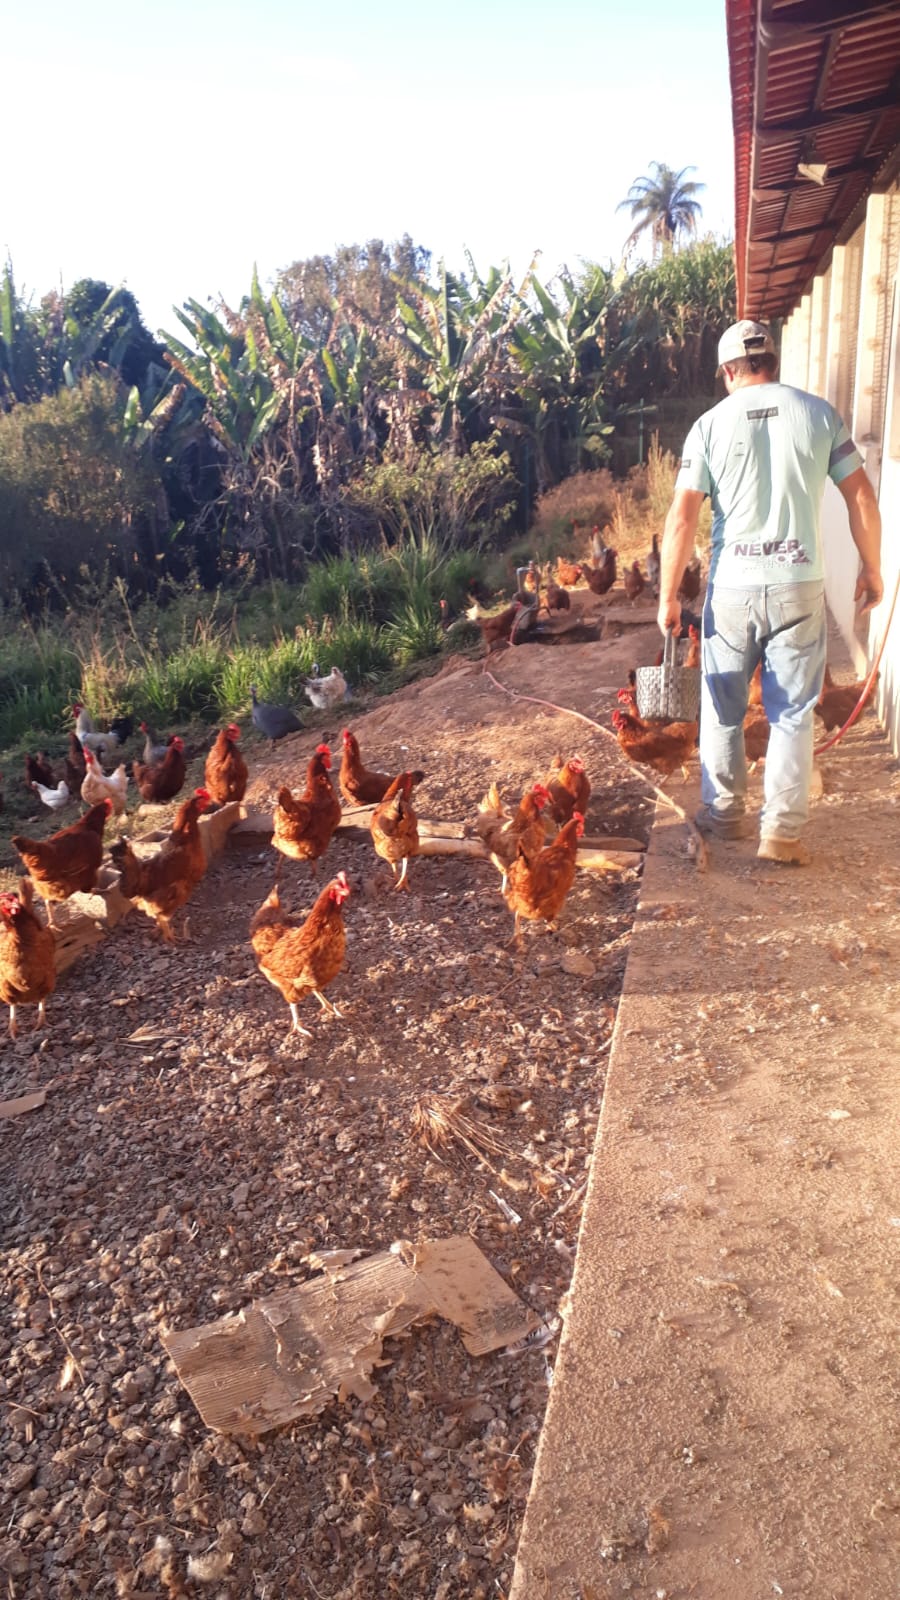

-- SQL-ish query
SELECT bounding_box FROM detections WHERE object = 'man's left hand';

[657,599,681,637]
[854,566,884,613]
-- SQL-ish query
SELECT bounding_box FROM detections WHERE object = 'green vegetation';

[530,437,711,569]
[0,533,496,750]
[0,372,165,601]
[1,226,734,597]
[0,189,732,770]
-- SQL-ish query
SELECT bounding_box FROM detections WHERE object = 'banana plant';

[501,265,620,482]
[161,288,314,462]
[392,259,525,451]
[0,260,63,406]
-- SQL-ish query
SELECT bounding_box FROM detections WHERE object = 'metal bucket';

[634,627,700,724]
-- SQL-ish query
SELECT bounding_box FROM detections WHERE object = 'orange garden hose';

[813,566,900,756]
[479,564,899,864]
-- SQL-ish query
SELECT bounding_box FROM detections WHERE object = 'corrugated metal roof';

[728,0,900,318]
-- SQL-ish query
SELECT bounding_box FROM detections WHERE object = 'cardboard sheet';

[162,1235,543,1435]
[0,1087,47,1120]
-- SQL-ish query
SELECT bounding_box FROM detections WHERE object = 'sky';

[4,0,736,339]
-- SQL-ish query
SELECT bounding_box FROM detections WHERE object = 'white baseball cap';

[717,319,776,368]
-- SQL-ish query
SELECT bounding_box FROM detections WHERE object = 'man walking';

[658,319,883,865]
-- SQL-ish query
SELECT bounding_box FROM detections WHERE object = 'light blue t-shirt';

[675,382,862,586]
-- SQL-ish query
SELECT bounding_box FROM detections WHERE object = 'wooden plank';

[229,808,646,857]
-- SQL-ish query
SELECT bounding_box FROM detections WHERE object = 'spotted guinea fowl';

[250,686,303,744]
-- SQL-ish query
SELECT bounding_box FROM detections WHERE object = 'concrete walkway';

[510,720,900,1599]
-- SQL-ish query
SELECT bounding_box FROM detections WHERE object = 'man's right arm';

[836,466,883,612]
[658,489,704,635]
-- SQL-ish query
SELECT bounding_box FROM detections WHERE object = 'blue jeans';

[701,581,827,840]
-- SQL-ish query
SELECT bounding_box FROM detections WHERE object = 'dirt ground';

[3,591,895,1600]
[511,623,900,1599]
[0,592,653,1600]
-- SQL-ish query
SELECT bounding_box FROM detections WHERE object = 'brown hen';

[110,788,211,942]
[623,561,646,603]
[678,555,702,603]
[133,737,187,804]
[250,871,351,1036]
[0,879,56,1038]
[370,771,420,890]
[814,666,878,733]
[579,548,616,595]
[340,729,425,807]
[612,708,698,781]
[273,744,342,870]
[474,781,550,891]
[555,557,582,588]
[204,723,249,804]
[543,754,591,826]
[12,799,111,924]
[503,811,584,939]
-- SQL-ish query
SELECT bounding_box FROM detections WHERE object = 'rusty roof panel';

[728,0,900,317]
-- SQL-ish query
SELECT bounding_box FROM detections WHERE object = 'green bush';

[341,439,516,551]
[0,372,165,596]
[0,536,481,751]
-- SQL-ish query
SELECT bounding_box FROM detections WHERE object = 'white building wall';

[875,273,900,756]
[779,186,900,753]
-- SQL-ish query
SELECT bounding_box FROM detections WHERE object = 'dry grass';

[411,1093,514,1164]
[529,439,711,573]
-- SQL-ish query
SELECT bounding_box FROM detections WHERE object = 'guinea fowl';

[250,686,303,744]
[139,721,170,765]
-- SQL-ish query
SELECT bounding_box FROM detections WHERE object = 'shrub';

[521,439,711,572]
[0,372,165,598]
[341,439,517,551]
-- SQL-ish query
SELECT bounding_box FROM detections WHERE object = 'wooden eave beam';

[760,2,898,50]
[751,159,877,199]
[755,90,899,146]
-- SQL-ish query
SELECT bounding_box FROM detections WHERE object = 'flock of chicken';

[459,524,703,656]
[465,523,876,779]
[0,696,595,1044]
[1,717,252,1037]
[0,528,878,1042]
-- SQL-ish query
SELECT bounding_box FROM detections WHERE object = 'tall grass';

[524,439,710,571]
[0,534,484,749]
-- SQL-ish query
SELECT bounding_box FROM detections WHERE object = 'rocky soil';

[1,607,658,1599]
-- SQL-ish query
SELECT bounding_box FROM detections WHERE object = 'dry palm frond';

[411,1093,513,1165]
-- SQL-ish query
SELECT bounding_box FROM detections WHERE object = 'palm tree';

[618,163,705,258]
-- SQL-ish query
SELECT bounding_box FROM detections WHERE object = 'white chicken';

[303,665,348,711]
[590,524,612,561]
[81,750,128,816]
[31,779,71,811]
